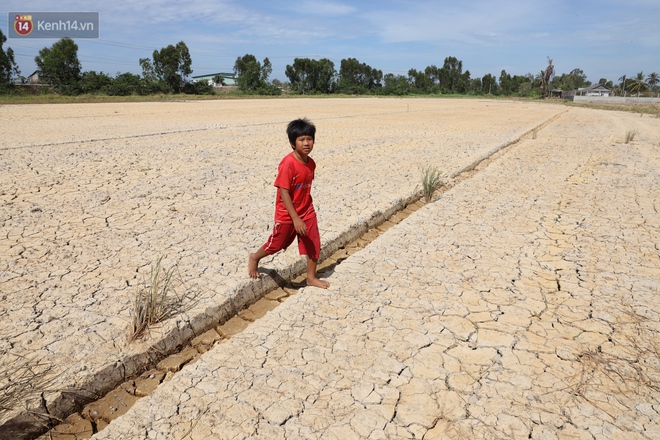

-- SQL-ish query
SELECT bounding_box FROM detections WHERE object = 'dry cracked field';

[1,98,659,439]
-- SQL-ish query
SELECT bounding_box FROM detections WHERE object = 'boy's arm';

[280,188,307,236]
[279,186,307,236]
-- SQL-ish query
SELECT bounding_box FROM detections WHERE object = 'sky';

[1,0,658,85]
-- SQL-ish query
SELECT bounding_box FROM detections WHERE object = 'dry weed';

[129,256,181,341]
[421,165,444,203]
[566,302,660,417]
[0,354,66,434]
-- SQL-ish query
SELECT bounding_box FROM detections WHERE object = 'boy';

[248,118,330,289]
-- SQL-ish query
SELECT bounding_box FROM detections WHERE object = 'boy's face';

[291,135,314,159]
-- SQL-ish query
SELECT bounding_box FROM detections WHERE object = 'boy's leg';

[248,246,268,278]
[306,256,330,289]
[249,223,297,278]
[298,217,329,289]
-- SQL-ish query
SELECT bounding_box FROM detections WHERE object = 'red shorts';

[263,216,321,260]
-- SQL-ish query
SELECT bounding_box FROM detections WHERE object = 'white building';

[192,72,236,87]
[576,84,612,97]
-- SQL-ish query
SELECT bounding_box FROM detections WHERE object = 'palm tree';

[543,57,555,97]
[618,74,627,97]
[535,58,555,98]
[647,72,659,93]
[534,70,546,91]
[629,71,647,97]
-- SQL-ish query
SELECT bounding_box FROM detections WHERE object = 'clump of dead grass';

[421,165,445,203]
[0,355,63,433]
[566,303,660,418]
[624,129,638,144]
[129,256,180,341]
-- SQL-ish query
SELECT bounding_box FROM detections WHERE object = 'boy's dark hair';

[287,118,316,146]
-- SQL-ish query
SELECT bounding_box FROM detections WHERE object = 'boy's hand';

[279,186,307,235]
[293,217,307,236]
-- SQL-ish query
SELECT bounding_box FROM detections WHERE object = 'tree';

[336,58,382,94]
[618,74,627,97]
[457,70,471,94]
[271,78,286,89]
[285,58,335,94]
[534,70,545,89]
[142,41,192,93]
[138,57,165,94]
[509,74,532,95]
[518,82,532,97]
[629,71,648,97]
[570,68,589,89]
[499,70,513,95]
[78,70,112,94]
[35,37,81,94]
[183,80,214,95]
[382,73,410,95]
[234,54,279,94]
[107,72,144,96]
[314,59,337,93]
[212,74,225,86]
[469,77,483,95]
[554,68,589,91]
[425,65,441,88]
[482,73,498,95]
[646,72,659,92]
[408,68,434,94]
[0,29,20,92]
[139,57,156,83]
[535,57,555,98]
[439,56,463,93]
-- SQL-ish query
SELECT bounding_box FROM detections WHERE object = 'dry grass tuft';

[129,256,180,341]
[421,165,444,203]
[0,354,64,432]
[625,129,638,144]
[566,303,660,417]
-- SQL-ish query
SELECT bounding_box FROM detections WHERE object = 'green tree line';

[0,33,213,96]
[1,31,658,98]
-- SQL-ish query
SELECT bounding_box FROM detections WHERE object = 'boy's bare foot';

[248,253,260,278]
[307,276,330,289]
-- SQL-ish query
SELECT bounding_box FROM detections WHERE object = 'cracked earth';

[1,98,659,439]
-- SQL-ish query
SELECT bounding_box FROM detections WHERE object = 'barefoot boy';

[248,118,330,289]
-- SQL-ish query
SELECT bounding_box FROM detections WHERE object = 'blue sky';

[2,0,658,84]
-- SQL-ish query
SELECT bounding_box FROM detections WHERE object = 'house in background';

[576,84,612,97]
[192,72,236,87]
[27,71,42,84]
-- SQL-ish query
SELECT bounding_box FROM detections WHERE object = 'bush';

[105,72,142,96]
[182,80,215,95]
[78,70,113,94]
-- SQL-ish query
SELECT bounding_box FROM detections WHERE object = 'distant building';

[576,84,612,97]
[192,72,236,87]
[27,71,42,84]
[550,88,563,98]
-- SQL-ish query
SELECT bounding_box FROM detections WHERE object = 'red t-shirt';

[274,152,316,223]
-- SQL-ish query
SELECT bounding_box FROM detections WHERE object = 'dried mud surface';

[1,98,658,439]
